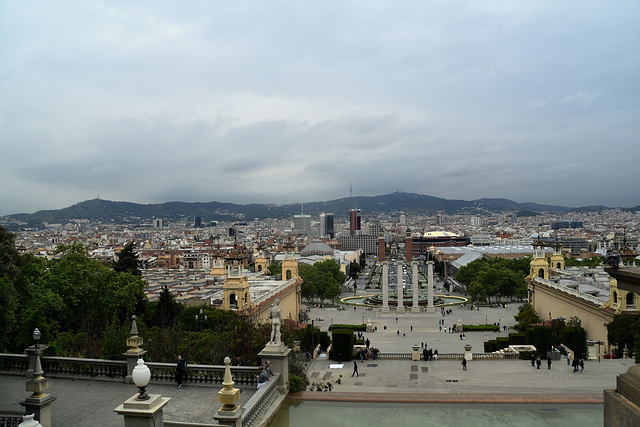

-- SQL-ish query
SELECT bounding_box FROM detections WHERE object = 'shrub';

[330,329,354,361]
[329,324,366,332]
[462,324,500,332]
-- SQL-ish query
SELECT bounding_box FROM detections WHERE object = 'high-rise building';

[319,213,334,238]
[350,209,361,235]
[195,216,202,228]
[294,214,312,235]
[436,214,444,226]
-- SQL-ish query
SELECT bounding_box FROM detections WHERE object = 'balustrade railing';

[43,356,127,380]
[376,352,519,360]
[241,374,280,427]
[0,354,258,387]
[0,412,23,427]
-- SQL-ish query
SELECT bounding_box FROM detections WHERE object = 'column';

[427,261,435,313]
[382,261,389,313]
[411,261,420,313]
[397,262,404,314]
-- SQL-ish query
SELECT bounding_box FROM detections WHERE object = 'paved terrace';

[1,290,636,426]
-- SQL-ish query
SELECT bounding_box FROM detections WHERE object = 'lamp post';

[195,309,208,331]
[131,358,151,401]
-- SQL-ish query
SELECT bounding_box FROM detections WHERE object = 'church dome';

[301,241,333,256]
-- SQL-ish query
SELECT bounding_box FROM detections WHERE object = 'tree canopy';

[514,303,540,330]
[299,259,345,303]
[456,256,529,303]
[113,242,141,276]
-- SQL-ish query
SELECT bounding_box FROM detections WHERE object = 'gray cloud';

[1,0,639,215]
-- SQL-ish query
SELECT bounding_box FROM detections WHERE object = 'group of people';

[422,347,438,361]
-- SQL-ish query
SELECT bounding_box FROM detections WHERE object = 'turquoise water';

[268,401,602,427]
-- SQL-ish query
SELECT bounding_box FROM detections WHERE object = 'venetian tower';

[549,239,565,272]
[254,242,270,274]
[529,237,549,280]
[210,258,226,276]
[281,241,299,281]
[222,265,254,312]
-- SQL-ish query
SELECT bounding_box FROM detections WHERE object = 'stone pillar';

[464,344,473,361]
[123,315,147,384]
[411,261,420,313]
[382,261,390,313]
[114,394,170,427]
[412,344,420,361]
[21,344,55,427]
[214,357,244,427]
[378,235,385,262]
[396,263,404,314]
[259,343,291,394]
[427,261,435,313]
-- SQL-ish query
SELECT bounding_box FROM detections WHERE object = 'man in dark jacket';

[176,355,187,389]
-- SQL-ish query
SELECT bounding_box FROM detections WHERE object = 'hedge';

[329,329,355,361]
[462,324,500,332]
[329,324,366,332]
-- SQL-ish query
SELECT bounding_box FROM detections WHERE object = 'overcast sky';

[1,0,638,215]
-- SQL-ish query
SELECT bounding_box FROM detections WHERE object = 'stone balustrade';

[0,354,258,387]
[241,374,281,427]
[375,352,520,360]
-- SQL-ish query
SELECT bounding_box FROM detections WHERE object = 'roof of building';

[301,241,333,255]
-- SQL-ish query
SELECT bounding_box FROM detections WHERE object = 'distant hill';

[4,192,604,228]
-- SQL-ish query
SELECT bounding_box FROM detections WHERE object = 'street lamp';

[132,357,151,401]
[32,328,44,379]
[195,309,208,331]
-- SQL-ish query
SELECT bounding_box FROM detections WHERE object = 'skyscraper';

[319,213,334,238]
[350,209,361,235]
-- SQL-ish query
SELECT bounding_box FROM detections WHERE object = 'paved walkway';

[1,290,635,426]
[0,374,254,427]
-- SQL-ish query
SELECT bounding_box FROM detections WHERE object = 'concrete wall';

[529,280,613,354]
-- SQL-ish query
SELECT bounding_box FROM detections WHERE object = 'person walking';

[531,354,536,367]
[352,360,359,377]
[580,359,585,373]
[536,356,541,369]
[176,355,187,389]
[547,356,552,369]
[462,358,467,371]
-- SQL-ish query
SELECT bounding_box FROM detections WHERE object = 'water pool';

[268,400,602,427]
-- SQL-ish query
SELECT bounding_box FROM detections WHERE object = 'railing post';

[123,315,147,384]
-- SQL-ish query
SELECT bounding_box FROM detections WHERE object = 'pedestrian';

[460,334,463,340]
[366,338,370,349]
[531,354,535,367]
[462,358,467,371]
[536,356,541,369]
[567,352,571,366]
[572,358,579,372]
[580,359,584,373]
[352,360,359,377]
[176,355,187,389]
[263,360,274,377]
[547,356,552,370]
[397,330,400,336]
[256,366,268,389]
[396,317,398,323]
[434,349,438,361]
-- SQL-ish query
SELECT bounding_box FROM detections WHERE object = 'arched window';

[556,262,562,269]
[613,291,617,307]
[257,265,263,272]
[538,268,545,278]
[286,270,292,280]
[230,293,237,308]
[626,292,635,308]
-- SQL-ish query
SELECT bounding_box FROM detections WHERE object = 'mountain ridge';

[3,192,631,228]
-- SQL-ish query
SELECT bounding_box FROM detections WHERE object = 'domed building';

[300,241,334,257]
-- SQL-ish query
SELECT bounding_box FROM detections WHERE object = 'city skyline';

[1,1,639,216]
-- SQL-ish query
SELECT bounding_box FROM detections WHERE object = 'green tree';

[268,263,282,276]
[113,242,141,276]
[349,262,362,280]
[151,286,183,329]
[514,303,540,330]
[607,313,640,355]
